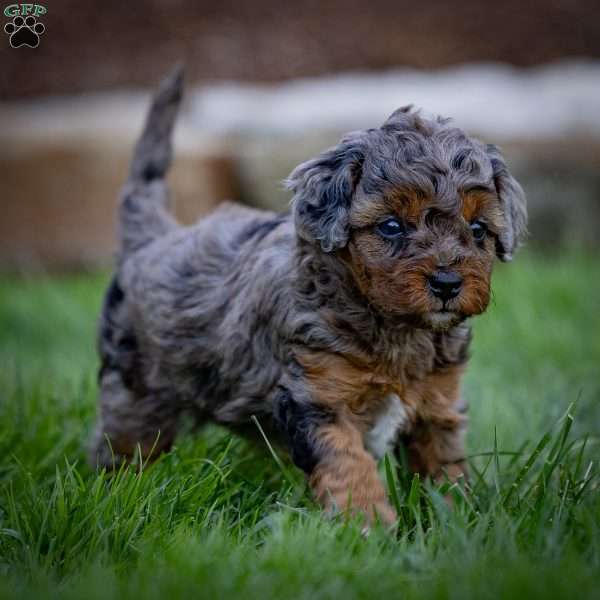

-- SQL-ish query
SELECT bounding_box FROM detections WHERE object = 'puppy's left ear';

[286,134,365,252]
[487,144,528,261]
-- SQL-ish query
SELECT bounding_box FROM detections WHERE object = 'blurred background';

[1,0,600,270]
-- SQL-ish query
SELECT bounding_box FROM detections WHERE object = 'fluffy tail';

[118,65,184,259]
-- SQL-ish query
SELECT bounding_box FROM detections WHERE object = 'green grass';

[0,252,599,599]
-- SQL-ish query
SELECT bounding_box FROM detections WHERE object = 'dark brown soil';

[1,0,599,99]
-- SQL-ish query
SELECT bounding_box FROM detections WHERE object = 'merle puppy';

[91,67,527,526]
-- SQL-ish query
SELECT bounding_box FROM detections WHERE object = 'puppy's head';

[287,107,527,329]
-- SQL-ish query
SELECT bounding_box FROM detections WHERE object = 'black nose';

[428,271,463,301]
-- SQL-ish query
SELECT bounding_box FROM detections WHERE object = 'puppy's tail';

[118,65,184,259]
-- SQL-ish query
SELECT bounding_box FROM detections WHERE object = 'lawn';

[0,252,599,599]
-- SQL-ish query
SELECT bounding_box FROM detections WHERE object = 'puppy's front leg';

[402,365,469,486]
[275,390,396,526]
[311,417,397,525]
[403,420,468,486]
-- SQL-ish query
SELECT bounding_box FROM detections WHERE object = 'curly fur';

[90,68,527,526]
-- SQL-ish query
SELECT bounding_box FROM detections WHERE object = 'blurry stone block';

[0,136,237,271]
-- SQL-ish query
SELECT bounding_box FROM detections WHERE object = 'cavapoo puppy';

[90,67,527,526]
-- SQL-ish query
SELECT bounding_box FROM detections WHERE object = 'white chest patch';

[364,393,409,459]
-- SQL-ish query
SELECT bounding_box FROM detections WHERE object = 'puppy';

[90,67,527,526]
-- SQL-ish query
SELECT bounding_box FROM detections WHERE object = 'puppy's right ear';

[286,134,365,252]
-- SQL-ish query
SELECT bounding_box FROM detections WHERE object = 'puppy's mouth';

[420,309,463,330]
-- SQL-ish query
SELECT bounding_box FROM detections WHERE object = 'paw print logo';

[4,15,45,48]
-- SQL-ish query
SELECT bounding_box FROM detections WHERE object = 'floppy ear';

[487,144,528,262]
[286,135,364,252]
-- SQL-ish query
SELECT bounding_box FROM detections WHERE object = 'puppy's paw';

[325,493,397,531]
[368,499,398,527]
[435,462,470,508]
[358,500,398,537]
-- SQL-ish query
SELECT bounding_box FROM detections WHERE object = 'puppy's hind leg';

[89,276,181,469]
[89,370,181,469]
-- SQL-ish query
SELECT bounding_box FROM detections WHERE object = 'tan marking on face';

[390,189,428,223]
[346,190,499,320]
[345,187,501,320]
[350,190,427,229]
[443,256,492,317]
[461,190,490,222]
[345,237,437,315]
[461,189,506,237]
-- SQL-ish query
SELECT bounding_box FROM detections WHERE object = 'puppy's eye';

[470,220,488,242]
[376,218,406,239]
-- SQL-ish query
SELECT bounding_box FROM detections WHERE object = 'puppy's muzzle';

[428,270,463,302]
